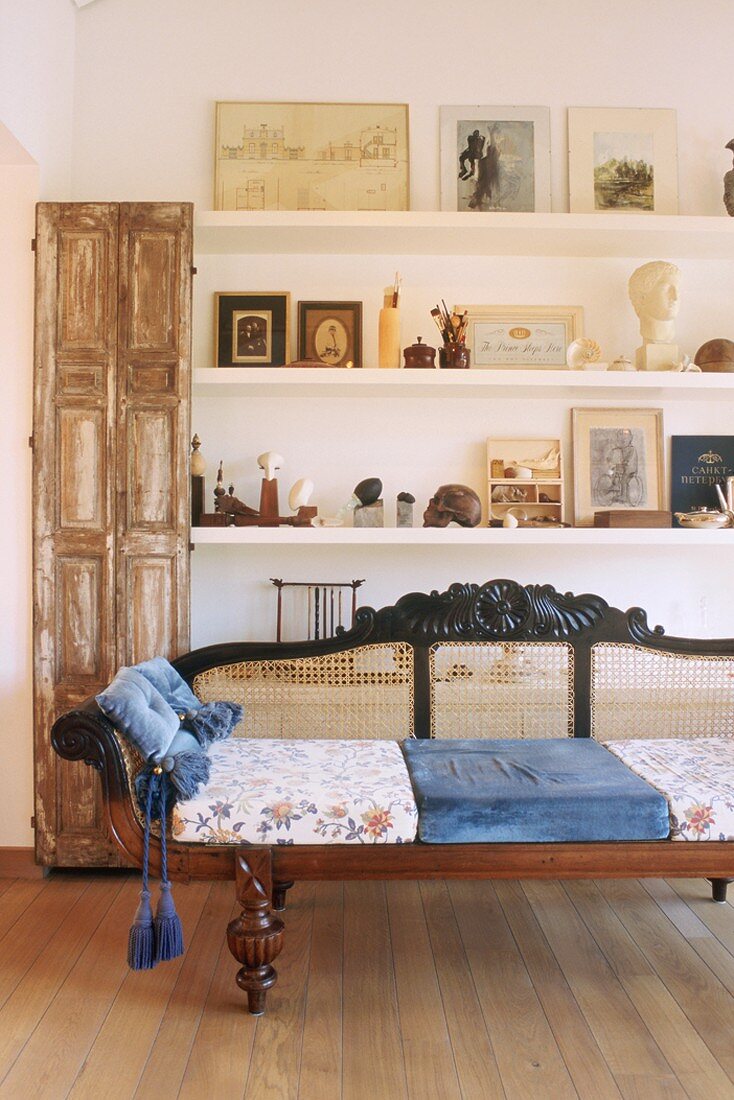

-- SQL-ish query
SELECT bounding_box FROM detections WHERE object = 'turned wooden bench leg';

[708,877,734,903]
[227,849,284,1015]
[273,880,294,912]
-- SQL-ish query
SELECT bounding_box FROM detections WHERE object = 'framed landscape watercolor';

[214,101,409,212]
[297,301,362,368]
[568,107,678,214]
[440,106,551,212]
[455,305,582,370]
[572,407,664,526]
[214,292,290,368]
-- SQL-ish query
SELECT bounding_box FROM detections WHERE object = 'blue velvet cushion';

[96,667,200,763]
[135,656,200,714]
[401,738,670,844]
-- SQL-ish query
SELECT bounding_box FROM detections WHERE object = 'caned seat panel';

[193,642,414,740]
[429,641,573,739]
[591,642,734,740]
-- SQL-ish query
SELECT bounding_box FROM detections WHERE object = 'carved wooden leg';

[708,877,734,903]
[273,880,294,912]
[227,849,285,1015]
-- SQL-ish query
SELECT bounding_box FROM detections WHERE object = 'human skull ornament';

[257,451,284,480]
[423,484,482,528]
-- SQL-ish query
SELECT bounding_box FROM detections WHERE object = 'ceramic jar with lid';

[403,336,436,369]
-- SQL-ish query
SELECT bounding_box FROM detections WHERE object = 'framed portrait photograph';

[440,105,551,212]
[214,292,290,368]
[297,301,362,368]
[454,305,583,370]
[214,101,409,212]
[572,407,665,526]
[568,107,678,214]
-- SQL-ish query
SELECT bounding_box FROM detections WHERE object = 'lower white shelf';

[191,526,733,546]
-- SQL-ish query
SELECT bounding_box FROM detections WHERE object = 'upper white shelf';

[193,367,734,401]
[194,210,734,259]
[191,526,734,547]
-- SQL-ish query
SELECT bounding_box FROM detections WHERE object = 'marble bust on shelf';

[628,260,681,371]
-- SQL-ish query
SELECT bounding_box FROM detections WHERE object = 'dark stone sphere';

[354,477,383,505]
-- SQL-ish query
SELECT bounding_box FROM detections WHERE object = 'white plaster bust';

[628,260,681,370]
[628,260,680,345]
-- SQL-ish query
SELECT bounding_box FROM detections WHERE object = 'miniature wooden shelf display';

[487,439,563,526]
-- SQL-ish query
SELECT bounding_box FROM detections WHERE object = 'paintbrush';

[430,307,449,343]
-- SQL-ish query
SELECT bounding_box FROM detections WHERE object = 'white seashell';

[566,338,602,370]
[289,478,314,511]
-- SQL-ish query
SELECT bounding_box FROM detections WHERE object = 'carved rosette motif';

[391,580,608,642]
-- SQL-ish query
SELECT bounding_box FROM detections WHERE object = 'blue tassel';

[128,774,157,970]
[127,889,155,970]
[182,700,243,744]
[154,881,184,962]
[168,749,211,800]
[153,774,184,964]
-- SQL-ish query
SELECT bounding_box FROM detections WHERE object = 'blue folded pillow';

[96,658,243,769]
[96,667,200,763]
[134,657,201,715]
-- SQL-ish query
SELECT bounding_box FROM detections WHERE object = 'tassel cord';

[142,770,157,896]
[158,774,169,887]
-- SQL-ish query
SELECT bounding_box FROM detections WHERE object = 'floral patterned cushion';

[603,737,734,841]
[171,739,418,845]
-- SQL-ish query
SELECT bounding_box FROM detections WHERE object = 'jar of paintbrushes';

[431,302,470,369]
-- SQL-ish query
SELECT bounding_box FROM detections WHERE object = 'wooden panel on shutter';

[33,203,119,866]
[116,203,192,667]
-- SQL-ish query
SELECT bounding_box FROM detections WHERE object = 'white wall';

[0,0,76,197]
[71,0,733,214]
[66,0,734,646]
[0,126,39,846]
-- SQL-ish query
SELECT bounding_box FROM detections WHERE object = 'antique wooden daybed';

[52,580,734,1015]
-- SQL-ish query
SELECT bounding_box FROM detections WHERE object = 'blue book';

[670,436,734,525]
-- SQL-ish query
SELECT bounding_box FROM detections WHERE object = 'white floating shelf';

[193,367,734,400]
[191,526,733,547]
[194,210,734,259]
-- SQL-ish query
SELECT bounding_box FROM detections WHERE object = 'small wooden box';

[593,510,672,528]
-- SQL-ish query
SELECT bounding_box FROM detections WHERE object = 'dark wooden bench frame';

[52,580,734,1014]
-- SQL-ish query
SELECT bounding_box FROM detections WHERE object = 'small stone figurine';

[352,477,384,528]
[724,139,734,216]
[396,491,415,528]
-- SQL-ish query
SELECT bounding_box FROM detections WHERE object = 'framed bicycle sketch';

[572,407,664,526]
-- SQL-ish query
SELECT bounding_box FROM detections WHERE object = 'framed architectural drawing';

[440,106,551,212]
[214,101,410,211]
[568,107,678,214]
[455,305,582,369]
[572,407,664,526]
[214,292,290,368]
[297,301,362,368]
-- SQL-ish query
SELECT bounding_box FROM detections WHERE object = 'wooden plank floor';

[0,873,733,1099]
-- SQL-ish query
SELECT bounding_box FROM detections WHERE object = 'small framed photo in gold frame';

[214,292,290,368]
[297,301,362,368]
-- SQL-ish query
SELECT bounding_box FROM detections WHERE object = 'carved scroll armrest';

[51,697,133,804]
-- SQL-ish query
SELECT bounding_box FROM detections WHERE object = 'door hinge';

[30,815,36,829]
[28,434,34,450]
[191,266,197,276]
[31,237,36,252]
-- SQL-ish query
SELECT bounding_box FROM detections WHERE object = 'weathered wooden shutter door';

[116,203,192,666]
[33,201,192,866]
[33,203,120,865]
